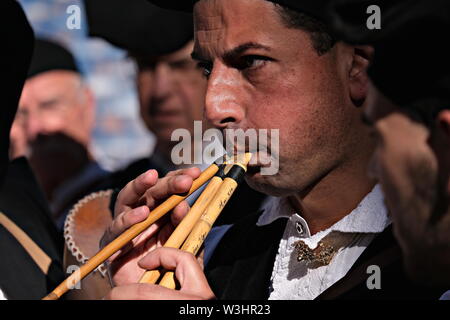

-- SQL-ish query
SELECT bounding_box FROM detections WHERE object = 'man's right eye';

[196,62,212,78]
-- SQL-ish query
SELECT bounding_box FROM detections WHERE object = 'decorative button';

[295,221,304,234]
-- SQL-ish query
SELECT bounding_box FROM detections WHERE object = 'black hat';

[1,0,35,184]
[326,0,444,45]
[150,0,450,114]
[149,0,331,22]
[326,0,450,113]
[147,0,342,47]
[84,0,193,56]
[27,38,79,79]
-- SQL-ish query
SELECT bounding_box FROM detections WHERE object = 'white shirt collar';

[257,184,390,235]
[0,287,6,300]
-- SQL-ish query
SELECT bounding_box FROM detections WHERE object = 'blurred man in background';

[10,38,109,229]
[84,0,204,184]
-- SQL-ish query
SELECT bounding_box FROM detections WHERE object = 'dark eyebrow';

[191,51,204,61]
[191,42,271,62]
[223,42,271,61]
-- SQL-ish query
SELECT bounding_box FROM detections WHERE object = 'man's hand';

[103,247,215,300]
[100,167,201,286]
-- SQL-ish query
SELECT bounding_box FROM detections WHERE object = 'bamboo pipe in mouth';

[157,154,251,289]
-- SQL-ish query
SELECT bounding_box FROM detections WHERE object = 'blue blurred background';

[18,0,155,171]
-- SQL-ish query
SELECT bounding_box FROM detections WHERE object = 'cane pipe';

[138,165,229,284]
[158,156,250,289]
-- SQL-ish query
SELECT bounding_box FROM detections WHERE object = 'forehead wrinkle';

[194,0,282,62]
[194,13,225,60]
[195,13,222,31]
[197,29,223,46]
[194,0,224,42]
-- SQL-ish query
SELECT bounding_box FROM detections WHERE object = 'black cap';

[27,38,79,79]
[84,0,193,56]
[326,0,450,113]
[149,0,331,22]
[27,38,80,78]
[150,0,450,113]
[1,0,34,184]
[326,0,441,44]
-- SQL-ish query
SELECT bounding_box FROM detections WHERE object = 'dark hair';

[275,5,336,56]
[404,100,450,129]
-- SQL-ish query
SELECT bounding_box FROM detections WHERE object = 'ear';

[348,45,373,107]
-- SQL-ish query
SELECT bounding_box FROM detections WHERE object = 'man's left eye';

[240,55,270,70]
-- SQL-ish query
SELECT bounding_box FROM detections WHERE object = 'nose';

[205,62,245,129]
[25,111,44,141]
[153,63,173,100]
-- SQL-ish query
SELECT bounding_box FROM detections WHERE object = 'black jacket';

[205,209,446,300]
[0,158,65,299]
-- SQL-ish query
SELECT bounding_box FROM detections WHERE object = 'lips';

[148,96,183,118]
[150,106,184,125]
[228,149,273,169]
[153,109,181,118]
[246,164,261,175]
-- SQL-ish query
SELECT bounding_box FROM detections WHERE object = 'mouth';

[246,164,261,176]
[149,97,184,117]
[228,150,274,170]
[151,109,183,124]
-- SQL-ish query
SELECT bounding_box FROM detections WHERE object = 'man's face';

[14,70,94,150]
[365,84,450,263]
[193,0,372,196]
[135,41,207,152]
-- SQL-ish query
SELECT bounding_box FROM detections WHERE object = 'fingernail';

[132,206,148,216]
[145,170,156,180]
